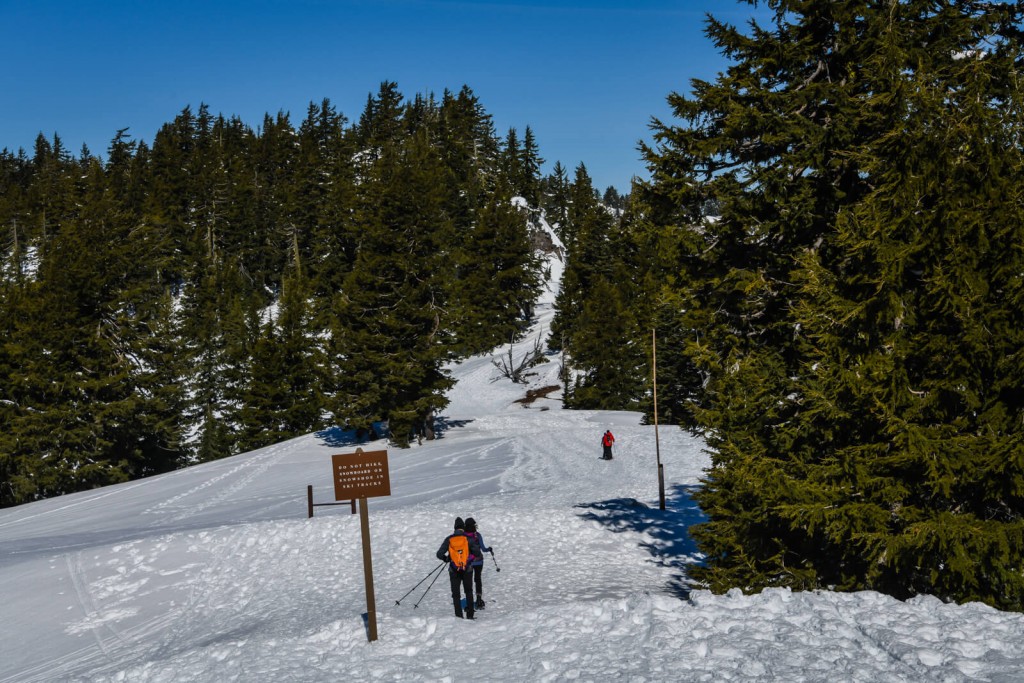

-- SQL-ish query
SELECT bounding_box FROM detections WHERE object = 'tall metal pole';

[653,329,665,510]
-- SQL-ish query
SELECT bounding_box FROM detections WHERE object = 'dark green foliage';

[0,151,187,499]
[450,182,542,355]
[518,127,544,206]
[547,163,647,411]
[540,161,571,240]
[329,132,456,447]
[0,83,547,505]
[640,0,1024,609]
[238,276,325,452]
[565,278,646,410]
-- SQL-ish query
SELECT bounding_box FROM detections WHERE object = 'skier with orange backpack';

[436,517,483,619]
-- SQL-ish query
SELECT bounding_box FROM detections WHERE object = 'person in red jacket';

[601,430,615,460]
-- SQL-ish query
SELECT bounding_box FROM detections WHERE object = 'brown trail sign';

[322,448,391,642]
[332,449,391,500]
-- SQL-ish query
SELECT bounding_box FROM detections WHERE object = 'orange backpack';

[448,534,470,571]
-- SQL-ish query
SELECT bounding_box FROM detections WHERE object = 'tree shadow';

[316,419,474,449]
[432,417,474,438]
[315,425,387,448]
[575,484,707,600]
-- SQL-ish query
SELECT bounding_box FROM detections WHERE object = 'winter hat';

[465,517,477,532]
[454,517,465,530]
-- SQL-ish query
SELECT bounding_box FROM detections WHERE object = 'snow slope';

[2,233,1024,682]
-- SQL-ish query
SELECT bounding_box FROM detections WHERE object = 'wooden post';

[359,497,378,642]
[653,329,665,510]
[327,448,390,640]
[307,485,358,517]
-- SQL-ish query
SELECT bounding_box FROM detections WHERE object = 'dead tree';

[491,334,544,384]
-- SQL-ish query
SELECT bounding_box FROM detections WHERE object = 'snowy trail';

[4,247,1024,681]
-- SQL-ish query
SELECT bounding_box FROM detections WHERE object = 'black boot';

[475,597,485,609]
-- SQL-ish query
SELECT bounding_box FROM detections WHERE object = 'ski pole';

[490,548,500,572]
[396,562,445,606]
[413,562,447,609]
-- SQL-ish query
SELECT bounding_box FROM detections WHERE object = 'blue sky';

[1,0,763,193]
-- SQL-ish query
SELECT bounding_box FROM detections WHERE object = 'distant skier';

[436,517,483,619]
[601,430,615,460]
[464,517,493,610]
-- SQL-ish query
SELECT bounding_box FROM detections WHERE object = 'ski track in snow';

[141,439,303,525]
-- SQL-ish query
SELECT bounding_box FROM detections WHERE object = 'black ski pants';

[471,564,484,598]
[449,568,474,618]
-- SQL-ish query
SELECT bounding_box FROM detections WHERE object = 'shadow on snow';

[575,484,707,600]
[316,419,475,449]
[315,426,388,449]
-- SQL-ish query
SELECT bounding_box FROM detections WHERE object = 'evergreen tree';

[436,86,499,235]
[549,163,614,353]
[641,0,1024,608]
[541,161,571,241]
[450,180,541,354]
[438,86,500,185]
[238,275,325,451]
[778,4,1024,609]
[501,128,523,197]
[0,82,564,504]
[566,278,646,410]
[103,129,188,476]
[355,81,406,155]
[0,144,184,500]
[602,186,625,211]
[304,98,357,313]
[329,131,456,446]
[519,126,544,206]
[179,261,259,462]
[27,133,77,242]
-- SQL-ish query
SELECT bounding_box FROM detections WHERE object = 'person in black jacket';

[463,517,493,610]
[436,517,483,619]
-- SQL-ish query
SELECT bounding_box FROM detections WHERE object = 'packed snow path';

[3,297,1024,680]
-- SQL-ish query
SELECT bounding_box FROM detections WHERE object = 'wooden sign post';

[331,448,391,642]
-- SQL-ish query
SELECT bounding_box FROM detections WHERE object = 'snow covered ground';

[3,247,1024,682]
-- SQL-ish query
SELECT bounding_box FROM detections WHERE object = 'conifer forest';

[4,2,1024,611]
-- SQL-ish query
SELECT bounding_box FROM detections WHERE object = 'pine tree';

[519,126,544,206]
[0,142,185,500]
[641,0,1024,608]
[566,278,646,410]
[180,259,262,462]
[450,179,541,354]
[0,82,566,503]
[779,4,1024,608]
[238,275,325,451]
[329,131,456,446]
[355,81,407,155]
[549,163,614,353]
[304,98,357,312]
[541,161,571,241]
[501,128,523,197]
